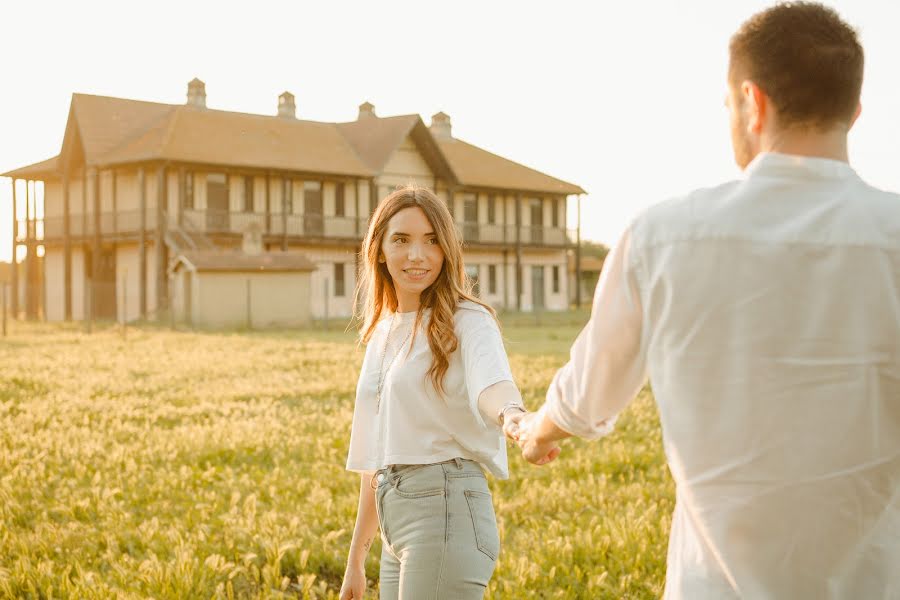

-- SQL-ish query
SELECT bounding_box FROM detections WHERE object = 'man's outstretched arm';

[506,227,649,465]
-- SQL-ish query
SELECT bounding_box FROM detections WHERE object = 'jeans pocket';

[464,490,500,561]
[393,466,445,499]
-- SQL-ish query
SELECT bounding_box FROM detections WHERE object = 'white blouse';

[346,301,514,479]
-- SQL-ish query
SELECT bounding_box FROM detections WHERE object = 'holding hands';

[501,407,563,466]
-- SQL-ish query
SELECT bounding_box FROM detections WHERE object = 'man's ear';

[849,102,862,129]
[742,80,767,135]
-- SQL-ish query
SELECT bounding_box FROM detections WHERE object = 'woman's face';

[380,206,445,312]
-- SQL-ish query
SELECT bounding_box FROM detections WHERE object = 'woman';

[339,186,527,599]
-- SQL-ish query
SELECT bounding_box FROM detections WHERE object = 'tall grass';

[0,317,672,599]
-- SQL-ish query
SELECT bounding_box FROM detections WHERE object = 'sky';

[2,0,898,264]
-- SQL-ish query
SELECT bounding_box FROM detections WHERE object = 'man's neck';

[762,127,850,163]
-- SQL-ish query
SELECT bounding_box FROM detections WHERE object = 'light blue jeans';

[374,458,500,599]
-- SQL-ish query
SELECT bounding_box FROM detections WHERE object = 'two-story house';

[3,79,586,323]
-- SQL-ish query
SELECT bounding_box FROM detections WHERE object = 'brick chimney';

[278,91,296,119]
[358,101,376,120]
[187,78,206,108]
[430,111,452,139]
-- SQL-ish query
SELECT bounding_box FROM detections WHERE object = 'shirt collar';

[743,151,859,181]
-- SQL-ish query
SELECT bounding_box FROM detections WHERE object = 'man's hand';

[503,410,562,466]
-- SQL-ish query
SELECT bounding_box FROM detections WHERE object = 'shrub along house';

[3,79,587,324]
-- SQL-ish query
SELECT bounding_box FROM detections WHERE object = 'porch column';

[111,170,118,235]
[281,177,288,251]
[515,192,522,311]
[63,170,72,320]
[575,194,582,309]
[24,180,35,320]
[10,178,18,319]
[82,168,88,323]
[354,177,361,237]
[502,249,509,311]
[177,167,185,228]
[91,168,101,321]
[265,172,271,236]
[155,165,167,315]
[138,167,147,318]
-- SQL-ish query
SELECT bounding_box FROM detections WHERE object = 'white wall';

[72,246,85,320]
[289,244,358,319]
[115,244,142,322]
[193,271,311,328]
[43,248,65,321]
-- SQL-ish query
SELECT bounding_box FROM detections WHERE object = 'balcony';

[457,222,574,248]
[183,209,368,240]
[33,210,576,248]
[32,210,159,241]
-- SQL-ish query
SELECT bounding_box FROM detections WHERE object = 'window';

[463,193,478,222]
[334,263,345,297]
[466,264,480,297]
[184,172,194,209]
[487,194,496,224]
[552,198,559,227]
[488,264,497,295]
[335,182,346,217]
[207,173,228,212]
[243,176,254,213]
[552,265,560,293]
[463,193,478,241]
[304,181,322,211]
[305,181,323,235]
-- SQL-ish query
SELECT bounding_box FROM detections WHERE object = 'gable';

[381,135,434,184]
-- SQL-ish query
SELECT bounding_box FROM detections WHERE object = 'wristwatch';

[497,403,527,426]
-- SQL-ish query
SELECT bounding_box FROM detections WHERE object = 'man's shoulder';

[630,179,743,247]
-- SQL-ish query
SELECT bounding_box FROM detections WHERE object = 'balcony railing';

[36,210,159,240]
[456,222,574,247]
[32,210,576,248]
[184,209,368,239]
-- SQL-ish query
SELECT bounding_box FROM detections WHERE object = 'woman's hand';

[504,410,563,466]
[339,564,367,599]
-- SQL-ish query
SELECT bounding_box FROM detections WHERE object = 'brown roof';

[2,156,59,178]
[3,91,585,195]
[104,105,373,176]
[437,138,585,195]
[71,94,175,165]
[174,251,316,273]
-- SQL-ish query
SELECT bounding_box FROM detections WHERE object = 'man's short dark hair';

[729,2,864,130]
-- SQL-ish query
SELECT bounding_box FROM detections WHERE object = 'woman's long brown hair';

[354,185,497,395]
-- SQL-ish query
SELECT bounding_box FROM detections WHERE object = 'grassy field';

[0,314,673,599]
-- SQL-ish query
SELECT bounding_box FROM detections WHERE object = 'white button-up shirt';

[544,152,900,599]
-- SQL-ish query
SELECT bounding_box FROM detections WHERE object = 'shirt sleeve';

[543,226,648,440]
[458,308,515,429]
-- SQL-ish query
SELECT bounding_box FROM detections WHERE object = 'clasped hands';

[501,410,562,466]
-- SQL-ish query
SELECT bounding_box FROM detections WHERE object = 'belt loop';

[453,457,463,470]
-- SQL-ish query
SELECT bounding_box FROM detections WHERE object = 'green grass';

[0,316,672,599]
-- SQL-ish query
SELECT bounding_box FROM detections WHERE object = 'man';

[505,3,899,598]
